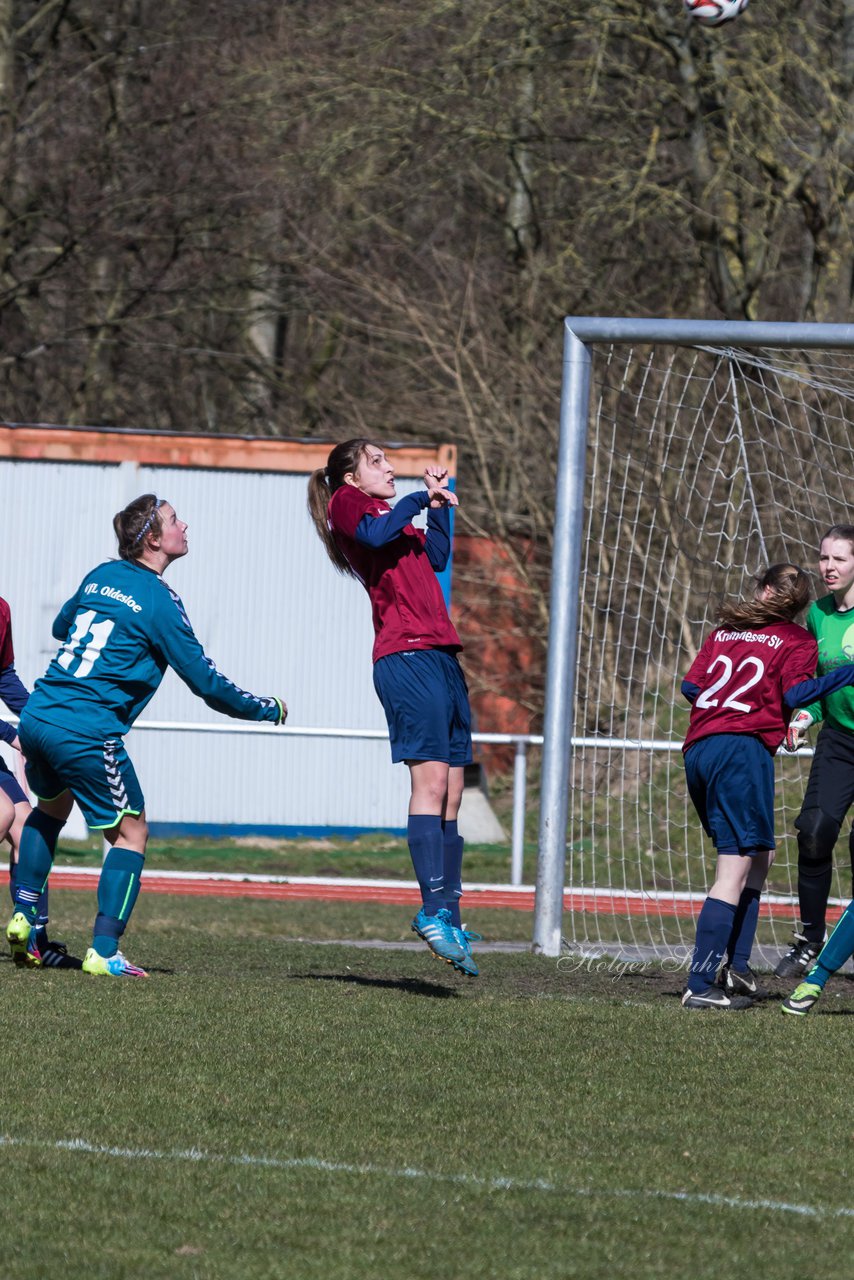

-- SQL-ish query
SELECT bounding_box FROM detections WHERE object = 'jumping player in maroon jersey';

[308,440,479,976]
[680,563,854,1009]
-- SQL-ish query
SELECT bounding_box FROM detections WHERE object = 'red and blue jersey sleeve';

[328,485,462,661]
[329,484,385,540]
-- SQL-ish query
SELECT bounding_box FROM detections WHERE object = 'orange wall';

[452,534,540,760]
[0,424,456,478]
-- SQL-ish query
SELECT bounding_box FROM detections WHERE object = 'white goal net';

[559,337,854,959]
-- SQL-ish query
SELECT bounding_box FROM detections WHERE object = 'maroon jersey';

[682,621,817,754]
[328,485,462,663]
[0,597,13,669]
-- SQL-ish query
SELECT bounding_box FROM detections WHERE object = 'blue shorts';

[0,757,27,806]
[684,734,775,854]
[19,714,144,830]
[373,649,473,767]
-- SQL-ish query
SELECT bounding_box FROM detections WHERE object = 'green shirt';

[798,595,854,733]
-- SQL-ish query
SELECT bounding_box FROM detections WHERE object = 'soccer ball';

[683,0,749,26]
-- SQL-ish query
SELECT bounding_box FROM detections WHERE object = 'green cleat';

[6,912,42,969]
[82,947,148,978]
[781,981,822,1017]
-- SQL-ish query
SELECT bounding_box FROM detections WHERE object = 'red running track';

[1,869,841,922]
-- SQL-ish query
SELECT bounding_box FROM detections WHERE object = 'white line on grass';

[0,1134,851,1221]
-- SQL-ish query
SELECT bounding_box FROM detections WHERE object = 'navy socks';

[407,815,467,925]
[727,887,761,971]
[687,897,737,994]
[442,819,465,928]
[407,815,445,916]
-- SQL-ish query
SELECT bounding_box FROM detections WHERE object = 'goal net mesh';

[566,342,854,958]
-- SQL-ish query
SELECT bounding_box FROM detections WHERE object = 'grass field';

[2,888,853,1280]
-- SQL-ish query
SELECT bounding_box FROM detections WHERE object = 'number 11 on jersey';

[57,609,116,679]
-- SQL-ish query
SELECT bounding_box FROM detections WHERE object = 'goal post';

[533,318,854,958]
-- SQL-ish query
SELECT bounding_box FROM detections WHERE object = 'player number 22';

[57,609,116,679]
[694,654,765,713]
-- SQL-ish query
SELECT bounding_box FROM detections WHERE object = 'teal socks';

[93,847,144,957]
[13,810,64,925]
[806,898,854,990]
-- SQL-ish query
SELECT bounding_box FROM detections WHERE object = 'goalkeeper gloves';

[783,709,814,753]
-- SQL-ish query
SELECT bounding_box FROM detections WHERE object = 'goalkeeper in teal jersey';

[6,495,287,977]
[775,524,854,981]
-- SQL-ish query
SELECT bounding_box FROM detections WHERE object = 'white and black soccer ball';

[683,0,749,26]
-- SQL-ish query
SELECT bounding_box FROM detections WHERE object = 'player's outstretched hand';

[275,698,288,725]
[424,465,458,509]
[783,709,814,753]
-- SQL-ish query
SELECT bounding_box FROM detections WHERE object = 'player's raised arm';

[353,491,429,549]
[423,464,458,509]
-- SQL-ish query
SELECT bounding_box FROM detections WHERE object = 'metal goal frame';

[533,316,854,957]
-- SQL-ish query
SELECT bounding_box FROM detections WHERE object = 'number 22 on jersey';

[694,654,764,713]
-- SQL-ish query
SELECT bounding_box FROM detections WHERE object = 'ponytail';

[306,438,373,577]
[717,563,812,630]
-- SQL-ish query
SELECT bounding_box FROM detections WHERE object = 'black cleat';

[40,940,82,970]
[719,964,768,998]
[681,986,754,1011]
[773,933,822,980]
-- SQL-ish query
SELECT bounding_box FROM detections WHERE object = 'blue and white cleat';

[451,925,482,977]
[6,911,42,968]
[82,947,148,978]
[411,907,466,967]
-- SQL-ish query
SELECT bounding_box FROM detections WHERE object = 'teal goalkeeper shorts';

[19,711,144,830]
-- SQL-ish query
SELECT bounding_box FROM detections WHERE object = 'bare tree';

[0,0,851,727]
